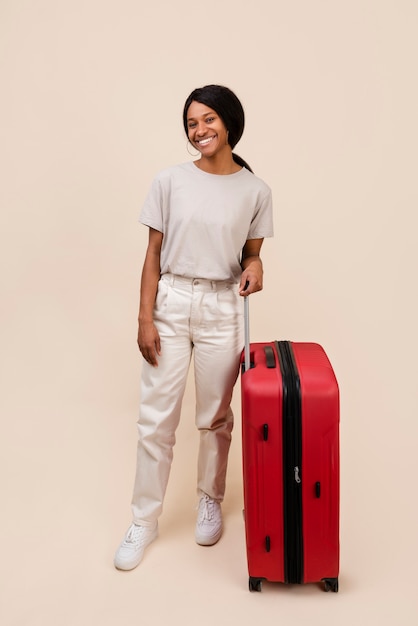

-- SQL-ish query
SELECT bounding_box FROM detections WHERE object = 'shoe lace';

[198,495,214,523]
[124,524,144,546]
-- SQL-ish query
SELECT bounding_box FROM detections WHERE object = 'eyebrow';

[187,110,216,122]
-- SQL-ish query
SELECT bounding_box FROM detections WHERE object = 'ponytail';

[232,153,253,173]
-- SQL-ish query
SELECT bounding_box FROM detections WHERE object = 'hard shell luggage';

[240,298,340,592]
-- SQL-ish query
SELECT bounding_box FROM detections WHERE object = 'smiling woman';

[183,84,253,173]
[114,84,274,572]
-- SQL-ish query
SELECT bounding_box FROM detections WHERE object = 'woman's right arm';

[137,227,164,367]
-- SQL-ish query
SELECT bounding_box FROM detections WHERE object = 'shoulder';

[145,163,194,200]
[238,168,272,200]
[152,161,194,183]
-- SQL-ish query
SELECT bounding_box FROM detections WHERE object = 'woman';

[114,85,273,570]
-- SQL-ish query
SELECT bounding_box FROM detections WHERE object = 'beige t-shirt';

[139,161,274,282]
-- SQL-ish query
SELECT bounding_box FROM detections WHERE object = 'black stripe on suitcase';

[277,341,304,584]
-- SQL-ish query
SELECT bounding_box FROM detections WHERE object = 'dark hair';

[183,84,253,173]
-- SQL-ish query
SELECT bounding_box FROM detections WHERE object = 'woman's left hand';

[239,261,263,296]
[239,238,264,296]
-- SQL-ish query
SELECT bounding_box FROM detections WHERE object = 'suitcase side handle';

[264,346,276,368]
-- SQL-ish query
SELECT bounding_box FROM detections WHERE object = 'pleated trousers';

[131,273,244,525]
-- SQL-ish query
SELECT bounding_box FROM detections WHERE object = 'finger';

[155,335,161,356]
[239,279,251,296]
[142,351,158,367]
[147,345,160,367]
[139,343,155,365]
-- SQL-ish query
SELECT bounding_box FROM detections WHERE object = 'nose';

[196,121,207,136]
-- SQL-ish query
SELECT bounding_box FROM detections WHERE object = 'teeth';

[198,136,214,146]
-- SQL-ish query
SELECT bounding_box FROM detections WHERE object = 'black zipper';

[276,341,303,584]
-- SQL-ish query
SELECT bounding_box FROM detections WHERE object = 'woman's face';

[186,101,229,158]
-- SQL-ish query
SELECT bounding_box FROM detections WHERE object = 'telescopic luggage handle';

[244,290,276,372]
[244,294,250,372]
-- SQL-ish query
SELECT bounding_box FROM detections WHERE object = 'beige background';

[1,1,417,624]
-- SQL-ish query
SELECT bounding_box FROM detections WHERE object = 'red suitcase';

[241,300,340,592]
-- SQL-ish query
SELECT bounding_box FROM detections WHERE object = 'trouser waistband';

[161,273,236,292]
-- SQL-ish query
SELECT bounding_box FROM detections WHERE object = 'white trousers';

[131,273,244,525]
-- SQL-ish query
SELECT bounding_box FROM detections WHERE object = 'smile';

[196,135,216,146]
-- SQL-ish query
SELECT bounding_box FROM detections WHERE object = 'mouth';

[196,135,216,147]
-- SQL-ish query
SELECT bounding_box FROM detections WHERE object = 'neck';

[195,149,242,175]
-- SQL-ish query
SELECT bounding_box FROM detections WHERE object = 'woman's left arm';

[239,238,264,296]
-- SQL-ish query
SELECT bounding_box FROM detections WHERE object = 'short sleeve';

[247,187,274,239]
[139,177,164,233]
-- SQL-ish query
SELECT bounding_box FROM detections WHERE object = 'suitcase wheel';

[249,577,263,592]
[323,578,339,593]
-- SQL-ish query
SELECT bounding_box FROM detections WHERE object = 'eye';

[205,117,215,123]
[188,122,197,129]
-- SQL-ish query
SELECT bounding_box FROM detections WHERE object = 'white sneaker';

[114,522,158,570]
[195,494,223,546]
